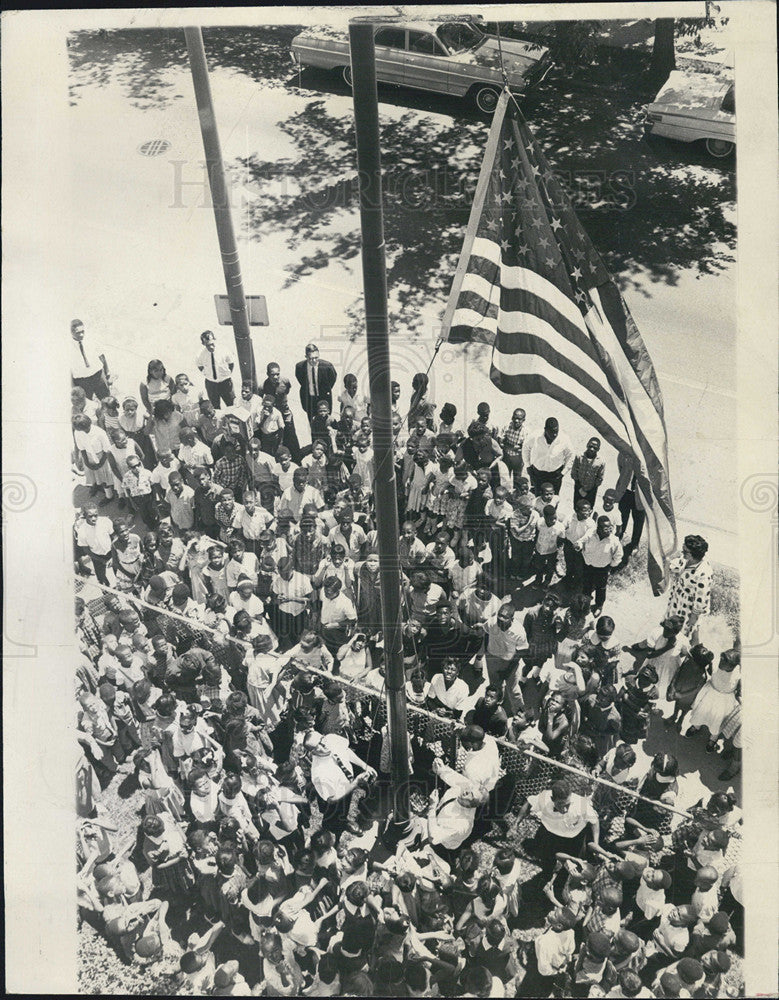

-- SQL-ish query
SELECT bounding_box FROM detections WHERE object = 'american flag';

[441,90,676,595]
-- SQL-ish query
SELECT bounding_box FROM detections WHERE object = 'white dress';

[687,665,740,735]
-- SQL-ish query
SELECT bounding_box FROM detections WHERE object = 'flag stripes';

[440,89,677,594]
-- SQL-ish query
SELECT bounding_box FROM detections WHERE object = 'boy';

[238,490,273,554]
[178,425,214,488]
[150,450,182,500]
[534,504,565,589]
[485,485,514,595]
[171,372,204,427]
[508,495,539,581]
[196,398,219,448]
[571,437,605,508]
[563,500,594,591]
[534,481,560,515]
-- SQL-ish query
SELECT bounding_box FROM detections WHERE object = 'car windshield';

[436,22,484,55]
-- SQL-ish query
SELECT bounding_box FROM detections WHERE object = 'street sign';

[214,294,269,326]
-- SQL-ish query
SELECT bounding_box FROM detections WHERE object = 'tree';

[650,18,676,85]
[650,9,731,87]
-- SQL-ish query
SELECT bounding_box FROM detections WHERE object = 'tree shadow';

[69,25,736,332]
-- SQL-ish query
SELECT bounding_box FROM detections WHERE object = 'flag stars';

[545,255,556,267]
[500,238,510,252]
[571,266,583,280]
[485,217,500,233]
[503,138,514,151]
[550,217,563,232]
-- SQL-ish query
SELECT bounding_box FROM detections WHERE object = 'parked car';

[643,68,735,158]
[290,17,552,113]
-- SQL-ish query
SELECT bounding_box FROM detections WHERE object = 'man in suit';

[614,450,646,558]
[295,343,337,427]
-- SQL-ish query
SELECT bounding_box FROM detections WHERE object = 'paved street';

[66,25,737,565]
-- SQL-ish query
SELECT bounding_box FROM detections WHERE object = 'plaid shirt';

[292,534,328,576]
[501,423,526,455]
[213,455,247,492]
[571,454,605,492]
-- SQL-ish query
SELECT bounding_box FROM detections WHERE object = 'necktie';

[210,351,218,381]
[312,363,318,398]
[79,342,90,369]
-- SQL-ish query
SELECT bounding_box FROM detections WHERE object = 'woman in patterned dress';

[665,534,713,639]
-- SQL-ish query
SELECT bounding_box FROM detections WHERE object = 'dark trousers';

[73,370,110,400]
[528,465,563,496]
[130,492,160,529]
[534,549,558,586]
[259,430,282,456]
[204,378,235,410]
[89,551,113,586]
[618,489,645,549]
[315,790,354,840]
[583,563,610,609]
[274,610,307,651]
[504,452,524,486]
[563,539,585,590]
[573,485,598,508]
[510,537,535,578]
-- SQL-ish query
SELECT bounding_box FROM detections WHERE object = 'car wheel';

[473,85,501,115]
[342,65,353,89]
[705,137,734,158]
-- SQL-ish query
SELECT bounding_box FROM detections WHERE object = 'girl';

[301,438,328,492]
[423,452,455,536]
[98,395,122,436]
[407,371,436,431]
[354,550,382,634]
[405,450,432,520]
[592,742,640,841]
[141,813,195,894]
[685,645,741,751]
[622,614,689,704]
[150,398,185,457]
[73,414,115,502]
[630,753,679,837]
[119,396,156,469]
[352,434,375,495]
[139,359,174,416]
[667,643,713,730]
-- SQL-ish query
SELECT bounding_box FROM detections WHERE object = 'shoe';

[592,606,603,618]
[685,726,700,738]
[705,740,717,754]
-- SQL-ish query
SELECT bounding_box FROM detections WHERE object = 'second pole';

[349,21,410,824]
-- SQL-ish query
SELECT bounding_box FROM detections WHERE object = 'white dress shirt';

[310,733,360,802]
[71,338,103,378]
[523,431,574,473]
[197,345,234,382]
[528,789,598,837]
[582,532,623,568]
[76,516,114,555]
[428,787,476,849]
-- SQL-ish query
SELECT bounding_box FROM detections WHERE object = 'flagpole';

[184,26,257,387]
[349,21,410,823]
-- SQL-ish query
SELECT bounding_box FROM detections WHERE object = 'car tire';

[705,137,734,158]
[342,65,353,89]
[473,85,501,115]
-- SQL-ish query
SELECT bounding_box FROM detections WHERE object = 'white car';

[643,68,735,158]
[290,18,552,114]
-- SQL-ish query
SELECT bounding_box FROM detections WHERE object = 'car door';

[404,29,451,95]
[372,26,407,86]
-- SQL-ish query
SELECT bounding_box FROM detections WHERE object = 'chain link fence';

[75,576,742,870]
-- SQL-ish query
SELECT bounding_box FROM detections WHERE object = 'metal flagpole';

[348,20,410,824]
[184,26,257,387]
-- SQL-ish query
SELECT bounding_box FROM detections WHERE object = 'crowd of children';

[73,339,743,996]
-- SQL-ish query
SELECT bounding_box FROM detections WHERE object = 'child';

[596,488,623,538]
[171,373,204,427]
[274,447,299,494]
[571,436,605,508]
[352,434,375,495]
[508,495,540,581]
[405,450,432,520]
[450,547,482,598]
[534,481,560,515]
[310,399,333,452]
[196,398,219,448]
[533,504,565,589]
[667,644,713,730]
[119,396,156,469]
[633,867,672,930]
[423,452,455,536]
[519,907,577,998]
[338,373,369,422]
[99,395,122,436]
[623,615,689,704]
[485,485,513,593]
[492,848,523,923]
[301,438,328,493]
[441,462,475,546]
